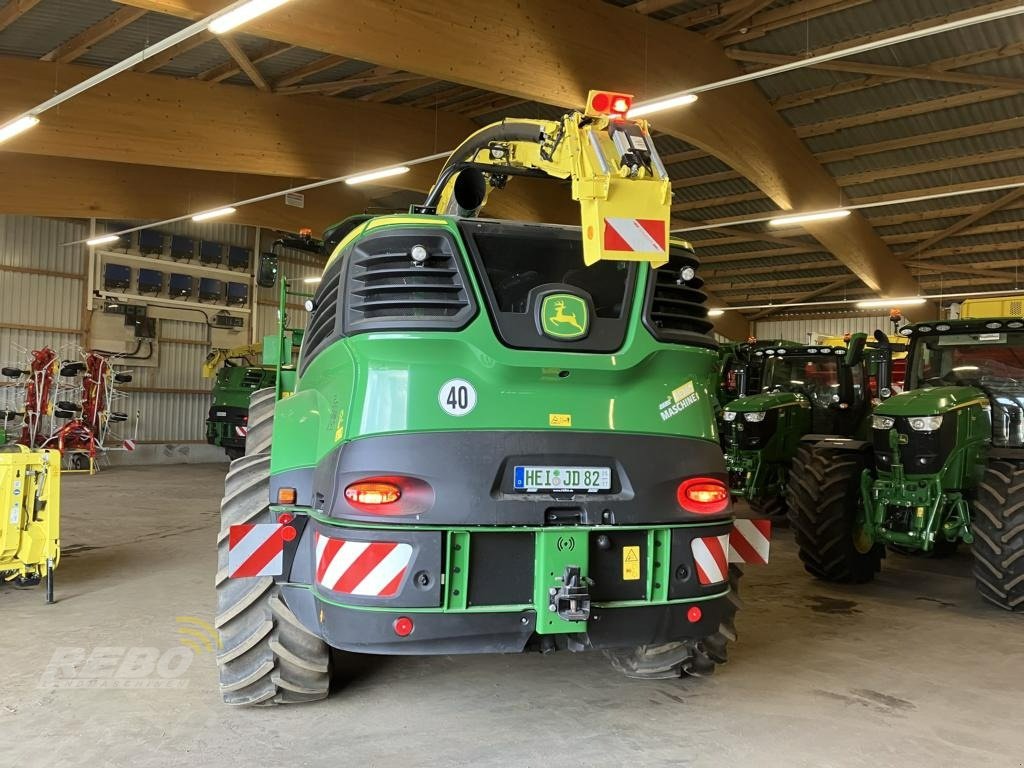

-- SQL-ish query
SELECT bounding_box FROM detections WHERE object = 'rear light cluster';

[676,477,729,515]
[345,481,401,506]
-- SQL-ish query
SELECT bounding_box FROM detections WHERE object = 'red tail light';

[677,477,729,515]
[345,481,401,506]
[586,90,633,119]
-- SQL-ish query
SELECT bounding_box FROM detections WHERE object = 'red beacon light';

[585,90,634,120]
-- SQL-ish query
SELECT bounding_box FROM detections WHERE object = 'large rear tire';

[243,386,275,457]
[972,459,1024,611]
[787,445,882,583]
[215,389,331,705]
[606,568,741,679]
[747,495,787,520]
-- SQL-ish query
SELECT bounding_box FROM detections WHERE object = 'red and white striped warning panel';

[315,532,412,598]
[228,523,284,578]
[603,217,667,254]
[234,426,248,438]
[729,519,772,565]
[122,439,136,451]
[691,533,730,585]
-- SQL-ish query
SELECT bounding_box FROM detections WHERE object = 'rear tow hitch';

[549,565,592,622]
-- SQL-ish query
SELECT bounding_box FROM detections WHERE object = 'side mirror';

[845,332,867,366]
[257,252,279,288]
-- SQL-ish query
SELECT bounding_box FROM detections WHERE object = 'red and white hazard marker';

[122,439,136,451]
[228,523,284,578]
[691,533,730,585]
[234,426,248,438]
[729,518,772,565]
[315,532,411,597]
[603,217,667,254]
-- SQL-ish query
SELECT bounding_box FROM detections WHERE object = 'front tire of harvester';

[971,459,1024,611]
[787,445,882,583]
[215,453,331,705]
[243,387,276,457]
[748,495,787,520]
[606,567,741,680]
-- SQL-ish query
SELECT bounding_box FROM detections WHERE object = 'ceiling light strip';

[65,150,452,246]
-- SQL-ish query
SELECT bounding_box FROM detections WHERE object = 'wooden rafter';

[272,54,347,90]
[672,190,766,212]
[705,259,842,277]
[463,96,528,119]
[41,7,147,64]
[359,77,434,103]
[900,188,1024,258]
[218,37,269,91]
[885,220,1024,246]
[751,276,859,320]
[854,176,1024,208]
[906,241,1024,261]
[701,246,826,265]
[696,225,816,250]
[706,0,776,40]
[770,42,1024,111]
[327,69,412,97]
[715,0,868,44]
[661,148,707,165]
[135,31,214,74]
[867,199,1024,228]
[728,49,1024,94]
[405,85,477,109]
[712,274,847,290]
[913,262,1022,281]
[629,0,688,15]
[196,41,291,82]
[0,0,41,33]
[796,88,1015,139]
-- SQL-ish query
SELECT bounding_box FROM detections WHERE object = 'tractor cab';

[721,334,879,516]
[716,338,797,408]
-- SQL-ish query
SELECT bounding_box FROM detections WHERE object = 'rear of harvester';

[215,220,756,705]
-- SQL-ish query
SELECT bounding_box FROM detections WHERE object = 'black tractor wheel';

[244,387,275,457]
[606,568,741,679]
[215,389,330,705]
[747,495,787,520]
[971,460,1024,611]
[787,445,882,583]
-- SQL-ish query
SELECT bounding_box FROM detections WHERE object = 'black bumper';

[272,430,729,526]
[281,584,732,655]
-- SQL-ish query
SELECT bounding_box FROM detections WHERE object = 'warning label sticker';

[658,380,699,421]
[622,546,640,581]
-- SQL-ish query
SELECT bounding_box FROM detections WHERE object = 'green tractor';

[722,334,891,517]
[787,317,1024,610]
[716,338,796,408]
[214,100,772,706]
[205,363,276,461]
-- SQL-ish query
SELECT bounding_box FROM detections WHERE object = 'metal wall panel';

[0,215,87,273]
[753,314,892,344]
[0,273,83,330]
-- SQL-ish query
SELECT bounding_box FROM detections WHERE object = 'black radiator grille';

[642,245,715,347]
[344,231,476,334]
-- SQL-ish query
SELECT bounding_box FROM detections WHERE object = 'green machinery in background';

[721,333,894,518]
[204,355,276,461]
[787,314,1023,611]
[214,93,773,707]
[716,338,797,408]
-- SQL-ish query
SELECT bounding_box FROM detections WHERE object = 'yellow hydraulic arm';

[425,90,674,267]
[202,343,264,379]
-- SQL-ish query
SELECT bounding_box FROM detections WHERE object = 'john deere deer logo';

[541,294,589,340]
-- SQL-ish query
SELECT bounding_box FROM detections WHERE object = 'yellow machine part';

[959,295,1024,319]
[817,334,909,360]
[202,343,264,378]
[433,110,673,267]
[0,446,60,580]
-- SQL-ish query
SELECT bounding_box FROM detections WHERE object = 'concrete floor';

[2,465,1022,768]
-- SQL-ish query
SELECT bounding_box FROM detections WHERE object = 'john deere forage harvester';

[215,91,771,706]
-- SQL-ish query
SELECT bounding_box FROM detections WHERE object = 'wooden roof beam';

[900,187,1024,258]
[359,77,434,103]
[114,0,924,297]
[271,54,347,89]
[218,36,269,91]
[705,0,776,40]
[0,0,42,33]
[196,40,292,82]
[41,7,148,63]
[750,277,859,320]
[716,0,868,45]
[135,30,215,73]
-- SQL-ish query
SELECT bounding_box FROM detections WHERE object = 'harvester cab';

[787,312,1024,611]
[216,92,773,706]
[721,333,892,517]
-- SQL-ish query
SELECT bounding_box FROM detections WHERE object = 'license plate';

[513,465,611,492]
